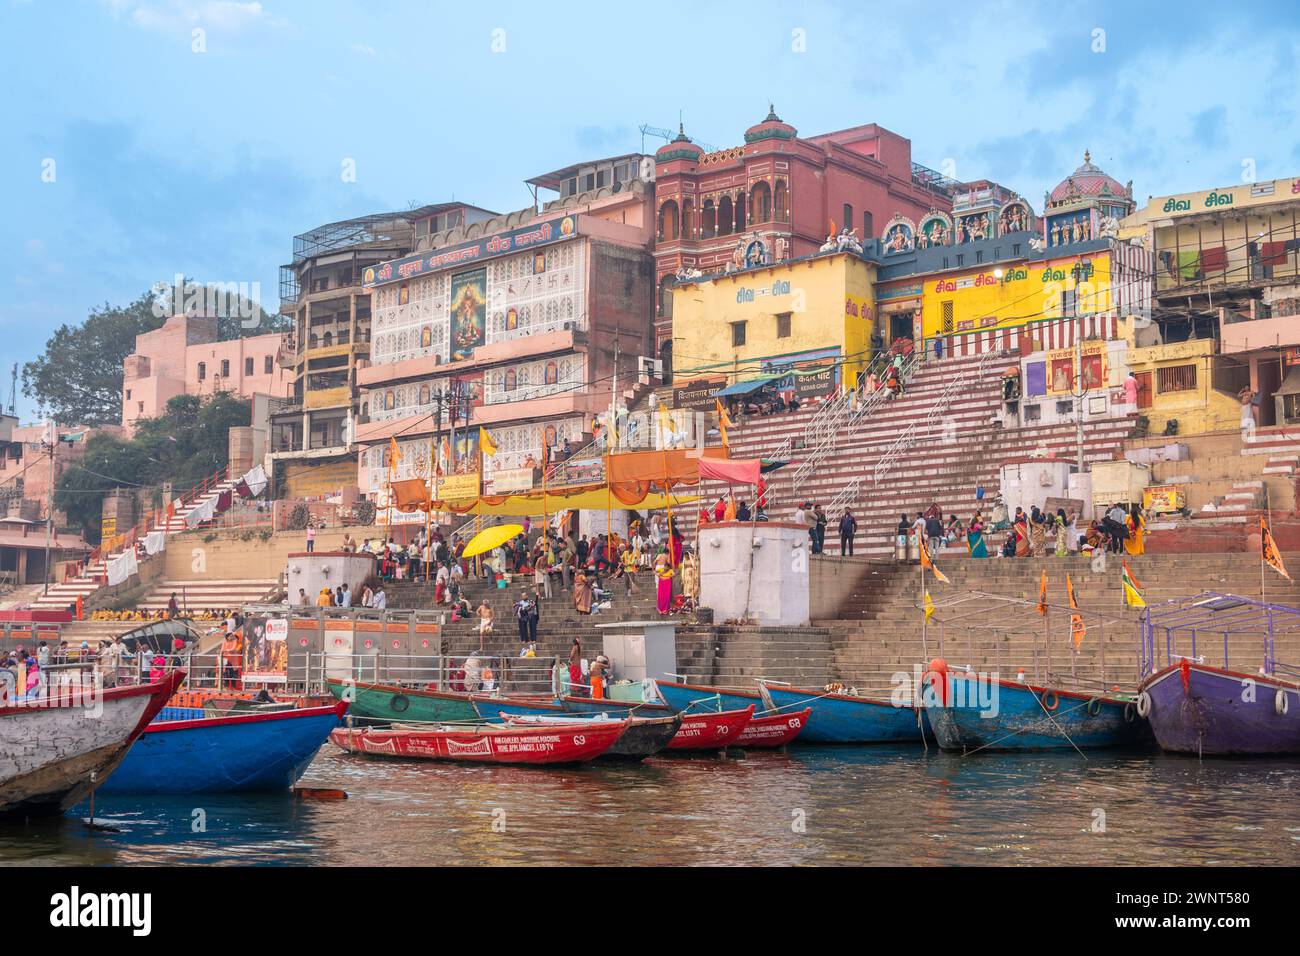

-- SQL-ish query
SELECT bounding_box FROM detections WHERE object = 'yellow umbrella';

[461,523,525,559]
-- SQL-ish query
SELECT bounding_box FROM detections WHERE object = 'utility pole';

[43,421,55,595]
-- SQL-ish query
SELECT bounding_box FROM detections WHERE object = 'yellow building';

[1122,338,1241,436]
[671,251,876,391]
[915,249,1116,341]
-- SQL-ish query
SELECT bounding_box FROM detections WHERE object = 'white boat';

[0,671,184,815]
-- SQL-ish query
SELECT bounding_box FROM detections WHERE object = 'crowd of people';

[892,499,1147,560]
[0,634,193,702]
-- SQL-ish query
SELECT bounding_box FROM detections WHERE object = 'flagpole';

[920,553,927,659]
[1262,484,1270,603]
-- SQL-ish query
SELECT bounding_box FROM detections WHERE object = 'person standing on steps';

[813,504,828,554]
[306,523,316,553]
[476,599,494,651]
[839,509,858,556]
[568,638,583,696]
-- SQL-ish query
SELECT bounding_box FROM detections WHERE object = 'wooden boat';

[325,677,480,723]
[653,679,762,714]
[558,695,673,717]
[666,705,755,751]
[330,719,628,765]
[0,672,183,816]
[493,711,682,760]
[922,671,1149,752]
[735,708,811,748]
[99,702,347,793]
[759,682,924,744]
[1138,660,1300,756]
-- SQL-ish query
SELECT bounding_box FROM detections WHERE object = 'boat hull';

[1139,662,1300,755]
[326,678,479,723]
[0,673,183,816]
[666,705,755,751]
[735,708,811,748]
[653,680,763,713]
[99,702,347,793]
[330,721,626,765]
[763,685,923,743]
[924,676,1147,752]
[472,698,681,759]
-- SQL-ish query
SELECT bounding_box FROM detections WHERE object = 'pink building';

[121,314,292,433]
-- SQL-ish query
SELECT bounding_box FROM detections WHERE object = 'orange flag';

[1037,569,1048,616]
[919,541,950,584]
[1066,574,1086,647]
[1262,517,1291,581]
[715,398,733,451]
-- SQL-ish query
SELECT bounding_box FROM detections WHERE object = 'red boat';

[330,719,628,765]
[735,707,811,748]
[666,704,755,751]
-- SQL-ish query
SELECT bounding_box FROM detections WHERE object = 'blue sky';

[2,0,1298,421]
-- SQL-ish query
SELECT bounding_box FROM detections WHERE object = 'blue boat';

[99,702,347,794]
[654,679,924,743]
[922,673,1149,752]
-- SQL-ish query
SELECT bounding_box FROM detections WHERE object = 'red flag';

[1262,517,1291,581]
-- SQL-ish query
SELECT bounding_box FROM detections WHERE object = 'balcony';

[1220,305,1300,354]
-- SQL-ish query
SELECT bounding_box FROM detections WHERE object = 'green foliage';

[53,392,252,543]
[22,289,165,426]
[22,283,288,427]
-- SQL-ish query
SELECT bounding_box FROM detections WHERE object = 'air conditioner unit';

[638,357,663,378]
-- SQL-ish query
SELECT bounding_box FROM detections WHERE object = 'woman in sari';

[966,513,989,558]
[573,570,594,615]
[1029,507,1047,557]
[1013,512,1030,557]
[680,550,700,605]
[1054,508,1070,557]
[1124,506,1146,556]
[654,551,675,615]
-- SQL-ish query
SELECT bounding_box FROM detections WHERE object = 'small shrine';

[1042,150,1134,249]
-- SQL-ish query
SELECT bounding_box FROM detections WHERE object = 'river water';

[3,746,1299,866]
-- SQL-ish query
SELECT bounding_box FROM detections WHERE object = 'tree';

[23,289,164,426]
[53,392,252,543]
[23,281,289,427]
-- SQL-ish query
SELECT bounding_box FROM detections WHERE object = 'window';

[245,357,254,376]
[197,362,206,381]
[220,359,230,377]
[264,355,274,374]
[1157,363,1198,393]
[137,401,144,414]
[1012,243,1021,256]
[125,389,132,400]
[941,301,954,333]
[956,254,964,267]
[1023,404,1041,422]
[776,313,792,338]
[975,250,984,264]
[842,204,853,233]
[1055,400,1074,414]
[863,212,873,238]
[731,321,747,347]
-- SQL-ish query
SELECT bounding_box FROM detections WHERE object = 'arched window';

[681,200,695,239]
[702,199,716,239]
[751,182,772,224]
[734,191,746,232]
[658,200,679,241]
[197,361,206,381]
[718,196,733,236]
[774,179,789,223]
[323,331,333,347]
[842,204,853,233]
[659,339,673,385]
[659,274,675,319]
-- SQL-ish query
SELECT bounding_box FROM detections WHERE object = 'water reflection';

[2,746,1298,866]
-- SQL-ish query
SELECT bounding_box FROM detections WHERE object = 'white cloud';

[106,1,287,34]
[351,43,377,56]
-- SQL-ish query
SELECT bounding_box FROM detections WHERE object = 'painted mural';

[917,212,952,249]
[449,267,488,361]
[882,216,916,254]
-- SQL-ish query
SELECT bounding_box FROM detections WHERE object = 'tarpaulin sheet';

[697,458,761,485]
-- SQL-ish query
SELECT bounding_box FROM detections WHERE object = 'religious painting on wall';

[450,267,487,361]
[1080,349,1105,390]
[544,361,558,386]
[506,306,518,331]
[533,251,546,275]
[398,284,410,306]
[1049,356,1074,393]
[881,216,915,254]
[917,212,951,249]
[420,326,432,348]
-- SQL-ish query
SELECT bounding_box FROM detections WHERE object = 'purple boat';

[1136,592,1300,756]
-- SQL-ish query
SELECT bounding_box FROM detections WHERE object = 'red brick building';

[651,107,957,365]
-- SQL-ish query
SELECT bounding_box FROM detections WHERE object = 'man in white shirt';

[339,583,352,608]
[372,587,387,610]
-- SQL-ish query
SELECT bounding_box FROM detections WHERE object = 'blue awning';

[715,376,778,398]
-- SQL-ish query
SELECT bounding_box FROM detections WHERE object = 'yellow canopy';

[462,523,525,559]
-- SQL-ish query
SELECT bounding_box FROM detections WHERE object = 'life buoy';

[1085,697,1103,718]
[1041,691,1060,712]
[390,694,410,713]
[1136,692,1152,718]
[1276,689,1289,716]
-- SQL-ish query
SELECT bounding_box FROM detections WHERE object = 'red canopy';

[696,458,761,486]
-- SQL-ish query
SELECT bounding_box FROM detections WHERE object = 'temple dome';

[1049,150,1127,202]
[655,122,704,161]
[744,104,797,144]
